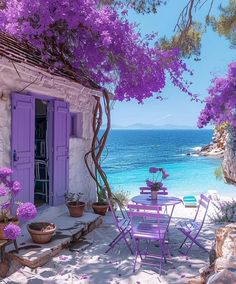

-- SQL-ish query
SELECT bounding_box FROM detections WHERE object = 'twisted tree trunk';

[84,89,112,198]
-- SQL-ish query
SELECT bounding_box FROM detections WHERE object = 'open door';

[51,100,70,206]
[11,93,35,203]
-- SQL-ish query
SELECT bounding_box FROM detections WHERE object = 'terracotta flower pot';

[0,218,19,240]
[66,201,85,217]
[92,203,109,216]
[27,222,56,244]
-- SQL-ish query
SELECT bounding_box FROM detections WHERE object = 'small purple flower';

[162,170,170,179]
[4,223,21,240]
[149,167,158,173]
[1,202,10,210]
[0,187,7,196]
[10,181,21,195]
[0,167,13,178]
[17,202,37,221]
[146,180,154,187]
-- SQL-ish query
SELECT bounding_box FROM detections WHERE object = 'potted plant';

[65,192,85,217]
[146,167,169,200]
[27,222,56,244]
[0,167,37,240]
[92,187,109,216]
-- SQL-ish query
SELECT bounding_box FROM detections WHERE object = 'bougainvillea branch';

[198,62,236,128]
[0,0,192,102]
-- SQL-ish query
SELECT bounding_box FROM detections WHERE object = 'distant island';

[102,123,213,130]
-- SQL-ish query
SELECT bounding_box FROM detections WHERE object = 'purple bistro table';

[131,195,182,207]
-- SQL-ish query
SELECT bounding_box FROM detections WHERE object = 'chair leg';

[105,231,133,254]
[108,232,122,246]
[13,240,18,253]
[133,238,140,272]
[179,236,188,249]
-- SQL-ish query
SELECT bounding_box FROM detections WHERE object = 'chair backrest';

[193,194,210,227]
[139,186,168,195]
[128,203,164,237]
[107,197,129,231]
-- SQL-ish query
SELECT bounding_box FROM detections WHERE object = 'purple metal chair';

[175,194,210,256]
[128,203,168,274]
[105,197,133,254]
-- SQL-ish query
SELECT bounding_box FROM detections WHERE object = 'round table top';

[131,195,182,206]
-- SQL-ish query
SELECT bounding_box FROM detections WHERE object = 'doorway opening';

[34,99,49,206]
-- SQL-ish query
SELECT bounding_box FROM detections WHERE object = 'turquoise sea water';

[101,130,236,198]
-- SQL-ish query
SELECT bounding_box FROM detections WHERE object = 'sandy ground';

[1,200,222,284]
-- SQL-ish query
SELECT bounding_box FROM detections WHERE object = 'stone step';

[6,212,102,268]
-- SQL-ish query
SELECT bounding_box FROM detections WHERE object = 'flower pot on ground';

[0,167,37,241]
[92,187,109,216]
[92,202,109,216]
[65,192,85,217]
[27,222,56,244]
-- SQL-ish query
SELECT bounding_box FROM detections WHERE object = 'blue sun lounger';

[183,195,197,208]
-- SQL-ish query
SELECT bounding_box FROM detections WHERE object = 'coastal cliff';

[197,125,236,185]
[197,127,226,158]
[222,126,236,185]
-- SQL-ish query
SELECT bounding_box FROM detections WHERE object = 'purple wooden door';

[11,93,35,203]
[52,100,70,205]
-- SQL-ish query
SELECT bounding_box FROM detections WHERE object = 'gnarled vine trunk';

[84,90,112,198]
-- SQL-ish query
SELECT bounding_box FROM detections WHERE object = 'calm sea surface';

[101,130,236,197]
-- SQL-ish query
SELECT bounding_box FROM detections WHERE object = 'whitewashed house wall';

[0,57,100,205]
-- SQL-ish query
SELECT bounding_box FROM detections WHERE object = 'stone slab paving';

[5,205,102,268]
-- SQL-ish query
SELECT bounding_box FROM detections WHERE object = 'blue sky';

[111,1,235,128]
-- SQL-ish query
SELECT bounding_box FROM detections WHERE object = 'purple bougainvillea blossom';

[0,0,193,103]
[4,223,21,240]
[17,202,37,221]
[10,181,21,195]
[198,61,236,128]
[0,187,7,196]
[1,202,10,210]
[0,167,13,179]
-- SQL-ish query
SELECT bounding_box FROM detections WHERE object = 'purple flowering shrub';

[198,62,236,128]
[0,0,192,103]
[146,167,169,191]
[0,167,37,240]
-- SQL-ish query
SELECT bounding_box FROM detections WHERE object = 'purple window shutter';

[52,100,70,205]
[11,93,35,203]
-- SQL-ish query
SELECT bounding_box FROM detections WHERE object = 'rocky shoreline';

[187,128,226,158]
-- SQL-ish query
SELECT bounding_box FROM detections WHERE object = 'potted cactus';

[92,187,109,216]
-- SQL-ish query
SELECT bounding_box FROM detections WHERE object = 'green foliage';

[208,0,236,48]
[97,186,108,205]
[112,190,130,208]
[209,197,236,223]
[214,166,223,181]
[159,23,203,59]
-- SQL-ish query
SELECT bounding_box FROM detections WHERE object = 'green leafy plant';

[214,166,223,181]
[111,190,130,209]
[209,197,236,223]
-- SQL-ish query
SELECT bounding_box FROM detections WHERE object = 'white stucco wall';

[0,57,100,205]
